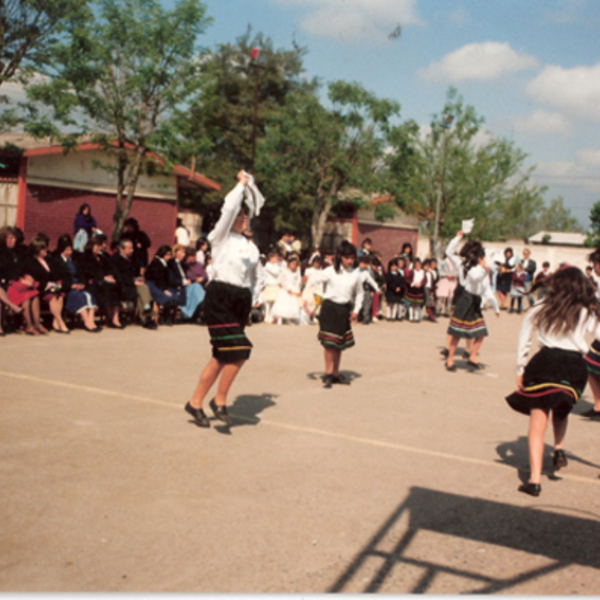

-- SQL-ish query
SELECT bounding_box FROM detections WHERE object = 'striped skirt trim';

[584,340,600,377]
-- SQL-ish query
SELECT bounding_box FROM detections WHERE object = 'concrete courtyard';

[2,312,600,593]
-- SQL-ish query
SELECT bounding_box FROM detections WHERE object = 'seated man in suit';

[112,238,157,329]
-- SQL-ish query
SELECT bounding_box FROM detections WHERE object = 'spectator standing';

[521,248,537,308]
[73,203,97,252]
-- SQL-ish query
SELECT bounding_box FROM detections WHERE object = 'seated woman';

[0,227,25,335]
[78,237,123,329]
[22,237,70,334]
[169,243,205,322]
[145,245,183,325]
[51,234,100,332]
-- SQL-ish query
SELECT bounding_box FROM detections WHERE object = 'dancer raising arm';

[505,267,599,496]
[445,230,499,372]
[185,171,262,428]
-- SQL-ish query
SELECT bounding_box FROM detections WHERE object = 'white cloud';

[577,148,600,168]
[273,0,424,43]
[534,160,587,178]
[527,63,600,121]
[513,109,571,135]
[419,42,539,82]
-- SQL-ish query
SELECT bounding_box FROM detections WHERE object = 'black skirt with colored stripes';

[318,299,355,351]
[505,346,588,421]
[204,280,253,363]
[447,284,488,339]
[406,286,424,306]
[584,339,600,378]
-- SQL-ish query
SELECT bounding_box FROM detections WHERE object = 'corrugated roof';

[0,133,220,191]
[528,231,587,246]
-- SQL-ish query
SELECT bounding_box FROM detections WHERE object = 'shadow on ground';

[327,486,600,594]
[213,392,277,434]
[496,436,600,483]
[306,371,362,383]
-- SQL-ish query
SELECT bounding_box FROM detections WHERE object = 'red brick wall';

[23,184,177,254]
[357,223,419,268]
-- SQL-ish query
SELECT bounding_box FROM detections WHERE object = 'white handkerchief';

[462,219,474,234]
[242,170,265,218]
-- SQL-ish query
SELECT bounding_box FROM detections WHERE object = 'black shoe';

[184,402,210,428]
[583,408,600,418]
[84,326,101,333]
[323,374,333,388]
[445,363,457,372]
[553,449,568,469]
[107,322,125,329]
[518,482,541,496]
[142,320,158,330]
[209,398,231,424]
[332,374,350,385]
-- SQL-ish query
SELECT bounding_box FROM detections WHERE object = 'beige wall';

[417,237,592,271]
[27,150,177,200]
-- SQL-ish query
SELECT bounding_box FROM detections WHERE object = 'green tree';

[169,28,316,196]
[258,80,401,247]
[386,88,547,253]
[26,0,211,241]
[0,0,90,128]
[585,200,600,247]
[536,196,582,233]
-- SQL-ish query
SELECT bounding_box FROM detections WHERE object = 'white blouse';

[311,265,365,312]
[279,266,301,294]
[446,235,499,313]
[264,261,281,286]
[207,182,261,302]
[516,302,593,375]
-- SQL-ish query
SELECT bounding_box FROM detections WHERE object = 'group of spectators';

[0,204,213,336]
[0,207,585,338]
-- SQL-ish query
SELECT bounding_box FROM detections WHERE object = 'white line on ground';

[2,369,599,487]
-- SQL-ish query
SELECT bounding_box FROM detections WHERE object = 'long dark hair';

[334,240,357,273]
[534,266,599,336]
[459,240,485,278]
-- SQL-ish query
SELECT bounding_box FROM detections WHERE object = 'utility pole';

[432,113,454,258]
[249,47,264,173]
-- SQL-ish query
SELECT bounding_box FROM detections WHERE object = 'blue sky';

[195,0,600,228]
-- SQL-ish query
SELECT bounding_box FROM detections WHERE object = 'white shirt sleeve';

[353,272,365,314]
[250,250,264,306]
[207,182,246,247]
[480,271,499,314]
[516,305,539,376]
[446,236,464,285]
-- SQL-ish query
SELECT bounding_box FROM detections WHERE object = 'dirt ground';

[2,311,600,593]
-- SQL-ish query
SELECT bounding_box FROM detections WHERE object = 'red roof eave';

[22,142,220,192]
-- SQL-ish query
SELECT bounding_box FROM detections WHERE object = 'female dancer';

[185,171,262,427]
[506,267,599,496]
[445,231,499,371]
[312,240,364,388]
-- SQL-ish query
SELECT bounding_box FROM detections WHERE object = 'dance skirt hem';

[318,299,355,351]
[505,347,587,421]
[204,281,252,363]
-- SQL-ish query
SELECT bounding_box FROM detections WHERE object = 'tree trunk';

[311,196,332,249]
[111,146,147,242]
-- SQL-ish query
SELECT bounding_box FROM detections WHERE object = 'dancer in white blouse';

[444,230,499,372]
[506,266,599,496]
[310,241,364,388]
[185,171,262,428]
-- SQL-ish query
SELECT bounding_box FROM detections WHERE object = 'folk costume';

[506,303,593,421]
[205,179,263,363]
[406,267,425,321]
[446,235,499,338]
[312,265,364,352]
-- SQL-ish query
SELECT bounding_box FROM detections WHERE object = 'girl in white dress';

[263,249,282,324]
[272,254,302,324]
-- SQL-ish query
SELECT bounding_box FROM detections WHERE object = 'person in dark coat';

[384,259,405,321]
[111,238,156,329]
[23,237,69,333]
[122,217,152,276]
[78,238,123,328]
[50,234,100,332]
[145,245,183,325]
